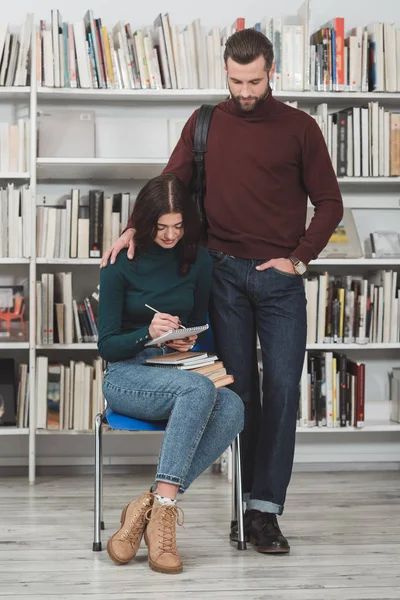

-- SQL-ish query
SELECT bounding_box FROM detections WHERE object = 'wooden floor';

[1,469,400,599]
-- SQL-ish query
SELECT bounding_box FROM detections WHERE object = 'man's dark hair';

[224,29,274,71]
[131,173,200,275]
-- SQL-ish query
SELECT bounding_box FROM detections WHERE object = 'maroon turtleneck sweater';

[128,90,343,265]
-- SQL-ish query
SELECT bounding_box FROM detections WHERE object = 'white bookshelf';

[36,158,166,180]
[0,87,30,100]
[1,38,400,482]
[306,343,400,350]
[0,259,30,265]
[0,428,30,436]
[35,158,400,185]
[36,258,100,265]
[0,173,30,180]
[0,343,30,350]
[36,87,400,104]
[36,344,98,350]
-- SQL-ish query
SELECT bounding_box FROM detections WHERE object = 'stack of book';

[0,119,30,173]
[145,351,234,388]
[299,351,365,429]
[36,189,135,260]
[0,15,34,87]
[305,270,400,345]
[36,272,98,345]
[36,356,104,430]
[0,184,32,258]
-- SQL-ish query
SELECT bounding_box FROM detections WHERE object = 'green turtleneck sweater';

[98,243,212,362]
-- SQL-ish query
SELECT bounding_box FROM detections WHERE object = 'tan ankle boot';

[144,499,184,574]
[107,491,153,565]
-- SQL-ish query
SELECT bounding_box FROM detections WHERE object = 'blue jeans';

[102,348,244,492]
[208,250,307,515]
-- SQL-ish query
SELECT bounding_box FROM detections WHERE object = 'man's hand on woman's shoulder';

[100,228,136,268]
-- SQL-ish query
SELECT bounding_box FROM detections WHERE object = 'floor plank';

[1,470,400,599]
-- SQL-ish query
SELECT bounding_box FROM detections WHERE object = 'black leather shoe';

[229,509,253,543]
[250,511,290,553]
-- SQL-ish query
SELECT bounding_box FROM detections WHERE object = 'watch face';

[296,262,307,275]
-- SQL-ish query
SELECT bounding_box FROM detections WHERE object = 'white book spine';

[73,21,91,89]
[282,26,294,91]
[51,10,61,87]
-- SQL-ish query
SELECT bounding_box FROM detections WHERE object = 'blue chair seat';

[105,407,167,431]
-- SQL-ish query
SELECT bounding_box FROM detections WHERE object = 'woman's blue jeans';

[103,348,244,492]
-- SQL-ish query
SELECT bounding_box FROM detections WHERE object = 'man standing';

[101,29,343,554]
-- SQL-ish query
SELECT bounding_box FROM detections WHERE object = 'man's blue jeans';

[103,347,244,492]
[208,250,307,515]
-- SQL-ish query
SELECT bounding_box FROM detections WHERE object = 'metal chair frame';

[93,411,246,551]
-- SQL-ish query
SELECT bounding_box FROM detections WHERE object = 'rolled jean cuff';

[246,499,283,515]
[155,473,183,486]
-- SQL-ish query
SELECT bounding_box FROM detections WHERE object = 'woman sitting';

[98,173,244,575]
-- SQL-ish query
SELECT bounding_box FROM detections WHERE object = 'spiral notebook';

[144,324,209,347]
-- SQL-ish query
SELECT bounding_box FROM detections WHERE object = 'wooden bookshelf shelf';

[0,258,30,265]
[297,421,400,433]
[307,343,400,350]
[0,87,30,100]
[35,159,400,183]
[36,87,400,105]
[0,172,30,180]
[0,343,29,350]
[33,420,400,435]
[36,258,100,265]
[0,427,29,436]
[36,158,166,180]
[310,258,400,266]
[36,344,98,350]
[337,177,400,184]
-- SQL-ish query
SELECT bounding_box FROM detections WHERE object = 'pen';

[145,304,186,329]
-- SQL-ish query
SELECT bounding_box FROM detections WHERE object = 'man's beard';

[229,80,270,113]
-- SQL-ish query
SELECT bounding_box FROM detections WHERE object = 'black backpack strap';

[192,104,216,226]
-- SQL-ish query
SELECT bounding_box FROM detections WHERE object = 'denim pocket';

[208,248,229,267]
[270,266,300,279]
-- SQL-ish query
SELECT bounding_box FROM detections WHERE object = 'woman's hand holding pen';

[149,313,181,340]
[166,335,198,352]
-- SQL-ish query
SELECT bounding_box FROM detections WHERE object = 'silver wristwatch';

[289,256,307,275]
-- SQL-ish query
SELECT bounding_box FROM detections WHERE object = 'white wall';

[6,0,400,32]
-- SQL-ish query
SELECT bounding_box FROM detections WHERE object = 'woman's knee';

[218,388,244,431]
[189,372,217,400]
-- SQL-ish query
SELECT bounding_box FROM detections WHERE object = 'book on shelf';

[0,119,30,173]
[389,367,400,424]
[0,276,28,341]
[0,15,34,87]
[0,184,31,258]
[370,231,400,258]
[37,110,95,158]
[0,358,16,426]
[305,270,400,345]
[36,188,135,260]
[36,272,98,345]
[308,208,363,258]
[36,356,104,431]
[146,351,234,388]
[0,359,29,428]
[34,7,400,92]
[298,351,365,428]
[310,103,400,178]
